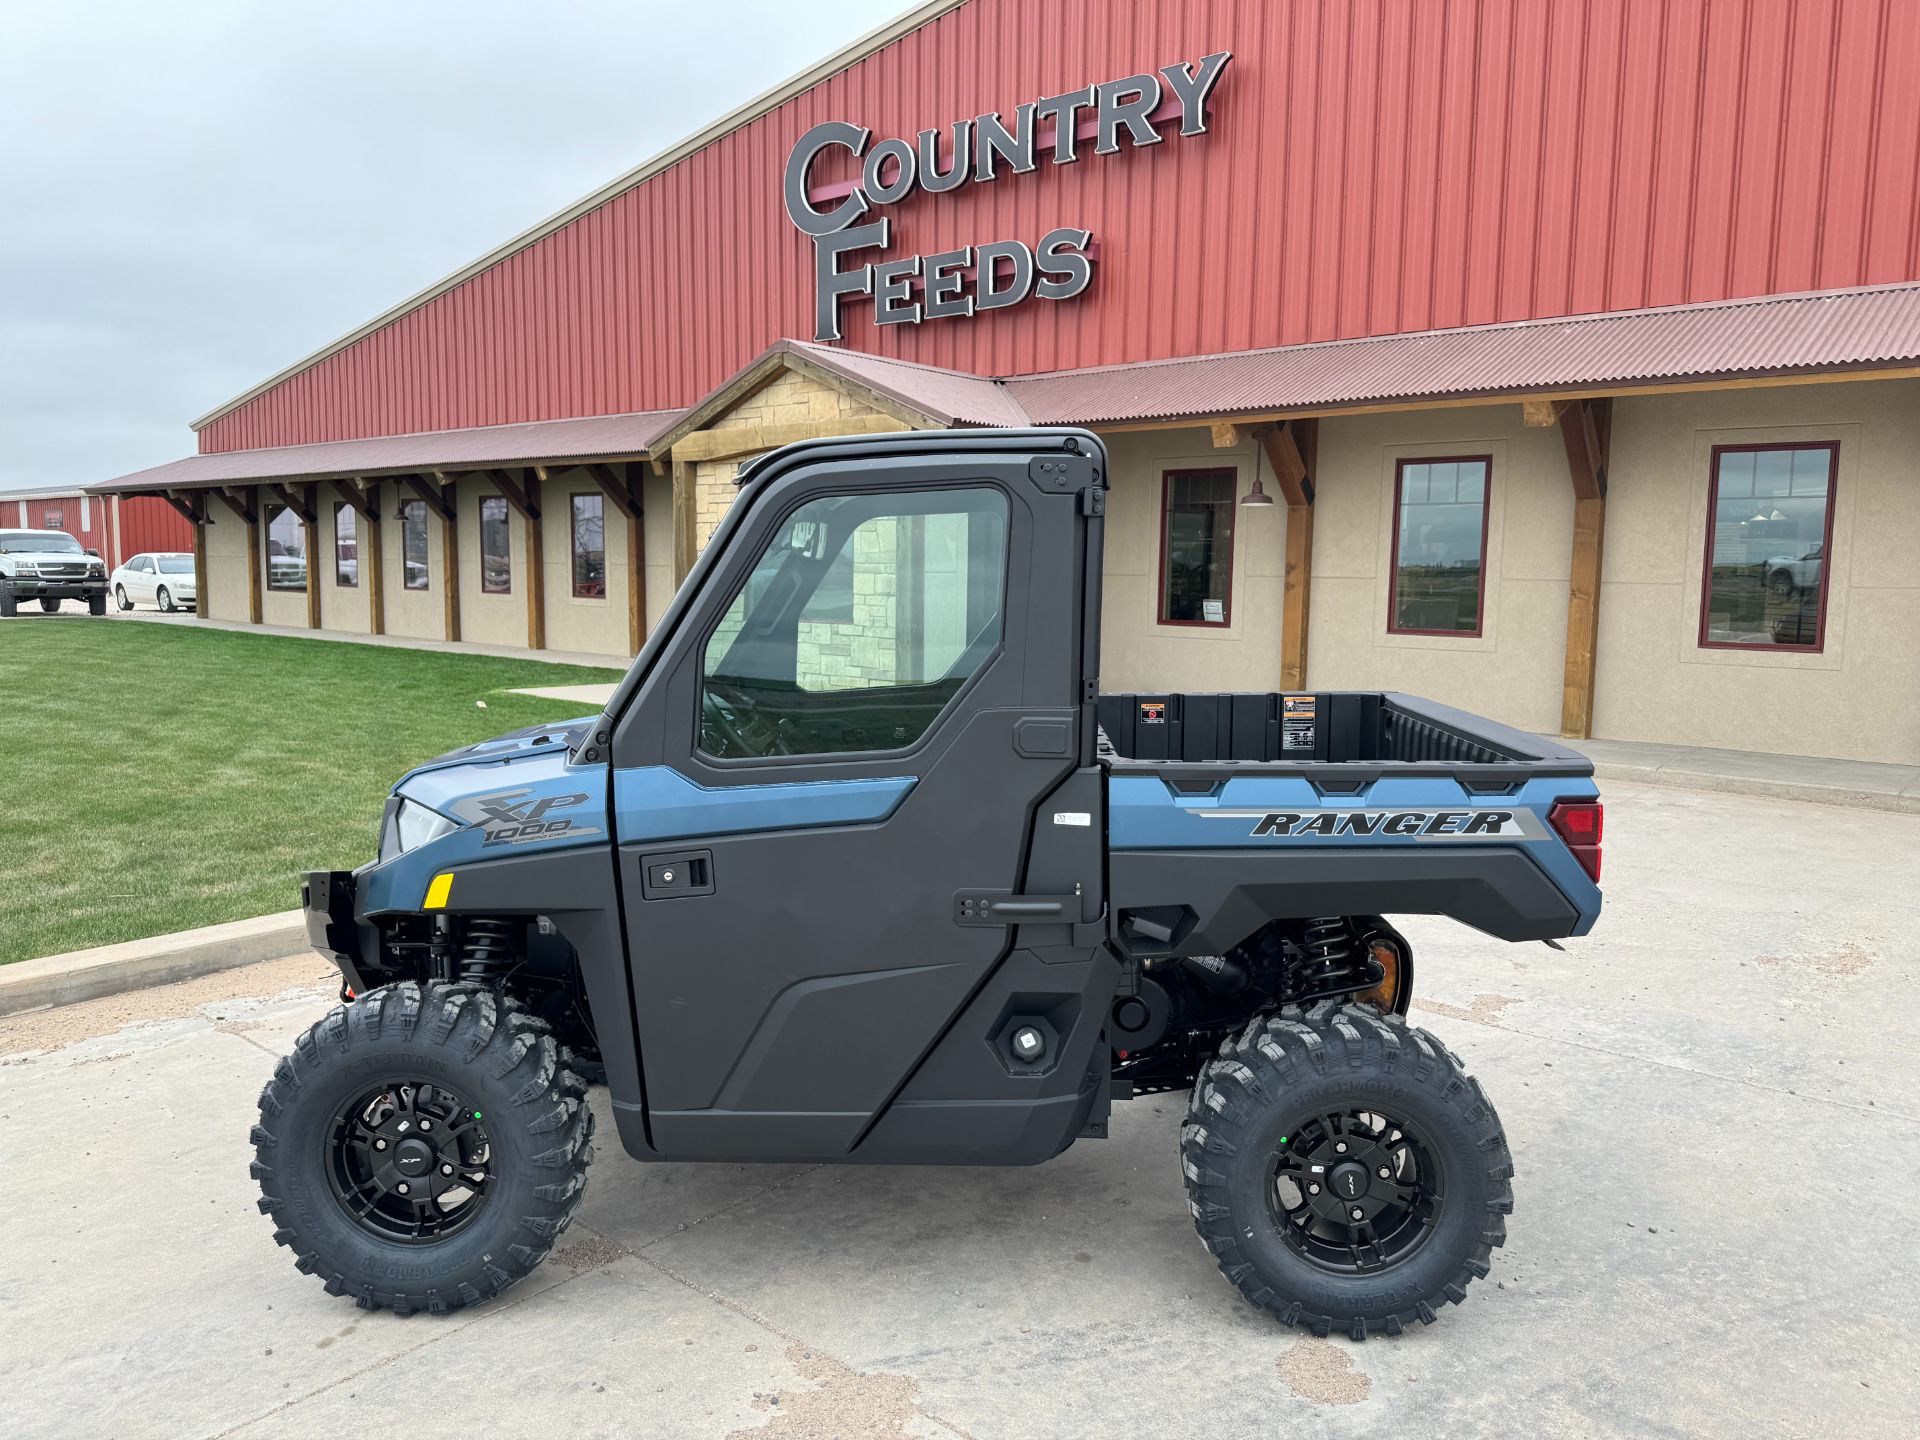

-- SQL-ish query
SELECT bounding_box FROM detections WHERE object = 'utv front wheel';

[252,982,592,1315]
[1183,1002,1512,1339]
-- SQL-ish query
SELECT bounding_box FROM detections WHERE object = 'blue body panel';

[363,719,609,914]
[1108,771,1603,936]
[611,766,916,845]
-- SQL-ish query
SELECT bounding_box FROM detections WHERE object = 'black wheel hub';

[1267,1107,1444,1274]
[325,1081,494,1244]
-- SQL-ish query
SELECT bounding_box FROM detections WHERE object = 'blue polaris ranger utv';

[256,429,1603,1339]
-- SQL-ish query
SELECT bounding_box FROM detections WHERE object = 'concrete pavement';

[2,780,1916,1439]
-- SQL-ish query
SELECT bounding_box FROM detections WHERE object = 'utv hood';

[394,717,601,818]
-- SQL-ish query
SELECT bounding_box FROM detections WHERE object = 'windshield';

[0,532,83,555]
[158,555,193,574]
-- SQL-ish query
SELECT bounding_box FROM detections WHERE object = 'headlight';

[13,562,37,575]
[89,563,105,575]
[381,798,458,860]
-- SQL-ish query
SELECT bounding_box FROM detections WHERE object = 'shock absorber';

[456,917,516,986]
[1288,917,1380,1003]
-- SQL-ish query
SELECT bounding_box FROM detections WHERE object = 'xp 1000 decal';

[1198,808,1546,840]
[453,789,604,848]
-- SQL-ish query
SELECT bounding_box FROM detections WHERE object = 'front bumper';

[302,869,370,988]
[5,577,106,599]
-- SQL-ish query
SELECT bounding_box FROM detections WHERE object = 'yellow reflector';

[423,873,454,910]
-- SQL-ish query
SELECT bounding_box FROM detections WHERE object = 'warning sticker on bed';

[1139,701,1167,725]
[1282,694,1316,752]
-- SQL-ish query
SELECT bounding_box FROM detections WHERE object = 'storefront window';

[480,495,511,594]
[401,499,429,590]
[1159,468,1236,626]
[571,493,605,598]
[264,503,307,591]
[1390,456,1490,635]
[333,503,357,587]
[1700,443,1835,650]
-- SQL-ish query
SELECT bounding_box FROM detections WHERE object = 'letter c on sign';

[785,121,872,236]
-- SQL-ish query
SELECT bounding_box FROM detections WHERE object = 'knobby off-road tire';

[252,981,594,1315]
[1182,1001,1513,1340]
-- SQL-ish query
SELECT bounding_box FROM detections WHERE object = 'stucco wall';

[383,483,444,641]
[203,505,249,622]
[644,469,674,638]
[1097,427,1291,693]
[1304,406,1574,734]
[318,481,370,632]
[454,474,527,649]
[535,467,628,657]
[1595,378,1920,764]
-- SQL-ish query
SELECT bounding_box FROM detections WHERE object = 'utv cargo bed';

[1097,691,1602,948]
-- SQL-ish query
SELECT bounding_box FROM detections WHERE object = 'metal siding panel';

[196,0,1920,454]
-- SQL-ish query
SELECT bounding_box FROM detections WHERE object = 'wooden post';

[671,455,696,586]
[1557,399,1611,738]
[304,483,322,630]
[216,486,262,625]
[527,470,547,651]
[165,490,209,618]
[1258,421,1316,692]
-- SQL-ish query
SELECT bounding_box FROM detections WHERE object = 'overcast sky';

[0,0,906,493]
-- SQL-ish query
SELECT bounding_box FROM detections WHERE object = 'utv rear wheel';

[1182,1001,1512,1339]
[252,981,593,1315]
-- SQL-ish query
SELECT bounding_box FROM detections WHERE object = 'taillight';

[1548,800,1603,882]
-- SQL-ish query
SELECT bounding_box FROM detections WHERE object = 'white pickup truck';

[0,529,109,616]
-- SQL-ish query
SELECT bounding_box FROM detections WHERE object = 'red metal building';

[4,489,191,567]
[94,0,1920,765]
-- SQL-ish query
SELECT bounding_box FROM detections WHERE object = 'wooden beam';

[213,486,255,524]
[1256,422,1312,508]
[622,462,645,652]
[523,469,545,651]
[1523,398,1569,427]
[170,491,210,618]
[160,490,201,526]
[441,485,460,641]
[304,482,322,630]
[406,474,454,523]
[1276,419,1318,691]
[1557,399,1611,737]
[671,457,697,586]
[334,477,379,522]
[585,462,636,519]
[486,469,540,522]
[670,413,913,465]
[362,481,385,636]
[1210,421,1250,449]
[264,481,315,526]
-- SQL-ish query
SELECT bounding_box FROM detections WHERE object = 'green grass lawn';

[0,623,623,963]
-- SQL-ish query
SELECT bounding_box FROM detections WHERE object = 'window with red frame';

[1700,443,1836,651]
[1158,468,1236,626]
[1389,456,1490,636]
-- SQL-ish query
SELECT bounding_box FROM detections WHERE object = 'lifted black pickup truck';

[259,429,1603,1339]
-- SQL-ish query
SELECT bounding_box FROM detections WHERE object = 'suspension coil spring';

[457,917,515,986]
[1291,916,1369,1001]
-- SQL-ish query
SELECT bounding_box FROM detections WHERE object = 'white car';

[111,551,198,612]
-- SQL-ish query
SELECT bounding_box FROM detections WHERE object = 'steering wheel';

[701,682,792,758]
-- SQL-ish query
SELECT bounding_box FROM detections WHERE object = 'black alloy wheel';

[325,1079,495,1244]
[1266,1106,1443,1275]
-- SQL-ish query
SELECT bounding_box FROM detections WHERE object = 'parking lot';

[2,778,1915,1440]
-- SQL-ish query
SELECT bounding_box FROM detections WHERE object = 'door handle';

[953,890,1084,926]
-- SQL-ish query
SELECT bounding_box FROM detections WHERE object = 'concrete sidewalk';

[108,607,629,669]
[2,781,1915,1439]
[1559,733,1920,813]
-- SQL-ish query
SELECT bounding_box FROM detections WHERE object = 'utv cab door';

[606,432,1110,1163]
